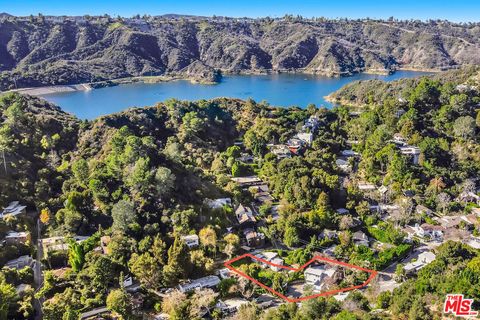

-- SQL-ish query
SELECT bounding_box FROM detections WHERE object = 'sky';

[1,0,479,22]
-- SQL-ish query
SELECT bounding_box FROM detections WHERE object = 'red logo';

[444,294,478,317]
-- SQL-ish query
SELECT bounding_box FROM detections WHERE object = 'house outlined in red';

[224,253,378,303]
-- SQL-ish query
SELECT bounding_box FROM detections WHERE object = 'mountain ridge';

[1,14,480,90]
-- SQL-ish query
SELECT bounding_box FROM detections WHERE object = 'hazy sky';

[1,0,479,22]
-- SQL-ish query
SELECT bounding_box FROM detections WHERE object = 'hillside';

[327,65,480,107]
[1,15,480,90]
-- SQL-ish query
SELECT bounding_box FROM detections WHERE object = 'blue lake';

[40,71,431,119]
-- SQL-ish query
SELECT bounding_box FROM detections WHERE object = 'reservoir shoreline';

[4,67,440,97]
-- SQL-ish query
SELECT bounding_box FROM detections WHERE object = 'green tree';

[67,239,85,272]
[453,116,476,140]
[106,288,133,319]
[72,158,89,186]
[155,167,176,198]
[111,200,136,233]
[163,237,191,285]
[408,299,431,320]
[180,111,204,139]
[0,280,16,319]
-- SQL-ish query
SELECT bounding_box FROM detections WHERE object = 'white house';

[399,146,421,164]
[404,251,436,274]
[258,251,284,271]
[357,182,377,191]
[336,159,351,172]
[215,298,249,314]
[218,268,232,279]
[5,231,31,244]
[304,265,338,291]
[1,201,27,218]
[4,255,34,270]
[178,275,221,293]
[182,234,199,248]
[296,132,314,145]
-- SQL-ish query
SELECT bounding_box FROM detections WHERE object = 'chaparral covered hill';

[1,14,480,90]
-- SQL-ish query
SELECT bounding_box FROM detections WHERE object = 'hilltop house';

[1,201,27,218]
[405,223,444,241]
[182,234,200,248]
[352,231,369,247]
[404,251,436,275]
[4,255,34,270]
[256,252,284,271]
[303,115,320,132]
[231,176,263,188]
[399,146,421,164]
[456,191,480,205]
[304,265,339,292]
[296,132,314,145]
[5,231,31,245]
[269,144,292,159]
[41,236,89,254]
[243,228,265,247]
[178,275,221,293]
[235,204,256,228]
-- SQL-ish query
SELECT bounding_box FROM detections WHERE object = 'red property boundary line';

[224,253,378,303]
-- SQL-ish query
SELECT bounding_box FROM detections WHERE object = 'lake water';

[40,71,431,119]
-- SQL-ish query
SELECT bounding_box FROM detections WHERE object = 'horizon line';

[1,12,480,24]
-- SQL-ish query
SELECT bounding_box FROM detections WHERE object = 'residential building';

[296,132,314,145]
[4,255,34,270]
[340,150,358,157]
[456,191,480,205]
[42,236,89,254]
[352,231,369,247]
[235,204,256,227]
[237,153,255,164]
[319,229,337,240]
[182,234,200,248]
[304,265,338,291]
[258,251,284,271]
[357,182,377,191]
[231,176,263,188]
[336,159,351,172]
[178,275,221,293]
[218,268,232,279]
[1,201,27,218]
[404,251,436,275]
[392,133,407,146]
[303,115,320,131]
[399,146,421,164]
[5,231,31,245]
[408,223,444,241]
[215,298,249,314]
[269,144,292,159]
[243,228,265,247]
